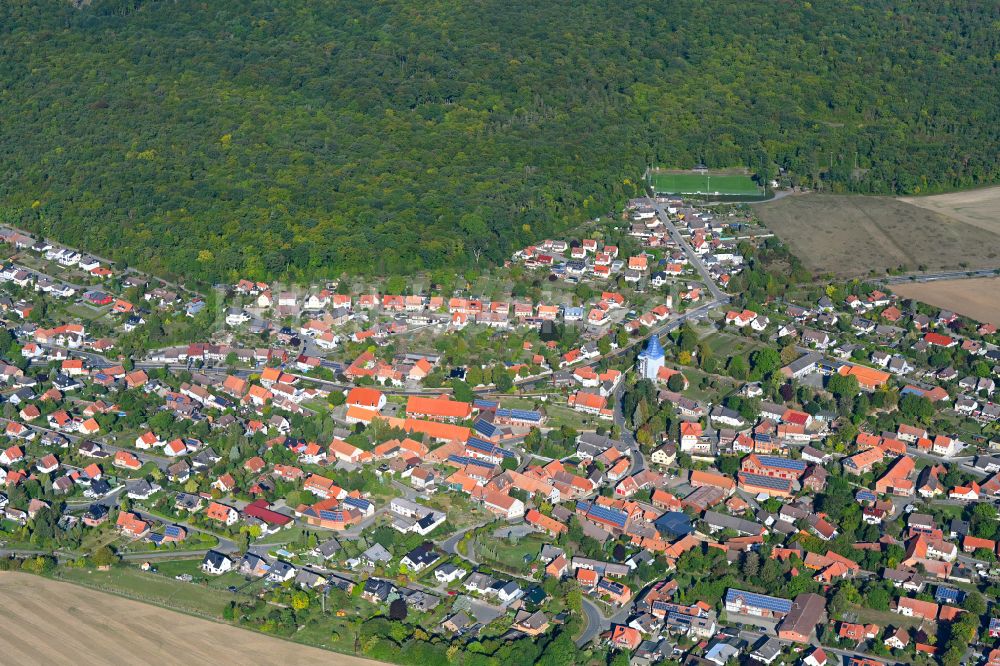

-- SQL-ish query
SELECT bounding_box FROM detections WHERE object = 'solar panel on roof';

[448,454,496,470]
[497,408,541,421]
[754,434,772,443]
[654,511,694,536]
[855,489,877,501]
[740,473,793,491]
[318,510,344,521]
[598,579,623,593]
[474,419,500,437]
[466,437,516,458]
[466,437,496,451]
[725,588,793,613]
[164,525,182,537]
[757,455,806,471]
[474,399,499,410]
[587,504,627,527]
[667,612,693,627]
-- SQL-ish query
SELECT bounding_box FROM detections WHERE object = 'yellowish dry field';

[892,277,1000,327]
[0,572,383,666]
[899,186,1000,236]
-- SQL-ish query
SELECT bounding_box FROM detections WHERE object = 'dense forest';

[1,0,998,281]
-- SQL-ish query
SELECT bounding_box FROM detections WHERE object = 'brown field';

[753,194,1000,278]
[891,277,1000,327]
[900,185,1000,236]
[0,572,384,666]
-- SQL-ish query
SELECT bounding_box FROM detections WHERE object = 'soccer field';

[651,172,762,196]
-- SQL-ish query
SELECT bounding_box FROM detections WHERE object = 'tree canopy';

[3,0,999,281]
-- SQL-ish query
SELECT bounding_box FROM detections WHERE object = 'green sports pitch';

[650,172,762,196]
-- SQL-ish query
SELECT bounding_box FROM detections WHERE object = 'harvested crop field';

[753,194,1000,278]
[0,572,382,666]
[899,186,1000,236]
[891,277,1000,327]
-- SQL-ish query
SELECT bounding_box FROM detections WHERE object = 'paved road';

[2,222,206,298]
[438,521,491,564]
[738,628,901,666]
[65,484,126,510]
[603,297,726,476]
[0,415,171,473]
[576,598,606,647]
[880,267,1000,285]
[648,198,726,303]
[610,381,644,475]
[3,259,92,294]
[604,196,732,473]
[129,508,238,554]
[0,547,74,560]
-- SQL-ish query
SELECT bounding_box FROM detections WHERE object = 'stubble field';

[891,277,1000,327]
[899,186,1000,236]
[753,193,1000,278]
[0,572,382,666]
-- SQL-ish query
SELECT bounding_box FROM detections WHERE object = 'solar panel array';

[473,419,500,438]
[935,586,962,603]
[497,408,542,422]
[725,588,793,614]
[756,455,806,471]
[344,497,371,511]
[652,600,673,613]
[318,509,345,521]
[586,503,628,528]
[474,399,499,410]
[754,433,772,443]
[739,472,793,491]
[666,612,693,627]
[467,437,516,459]
[597,578,624,594]
[447,454,495,471]
[466,436,496,451]
[855,489,877,502]
[164,525,183,538]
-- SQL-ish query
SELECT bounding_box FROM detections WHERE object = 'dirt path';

[0,572,385,666]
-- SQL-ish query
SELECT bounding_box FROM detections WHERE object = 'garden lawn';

[477,534,546,573]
